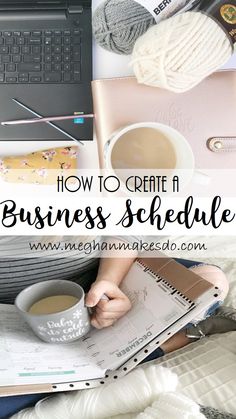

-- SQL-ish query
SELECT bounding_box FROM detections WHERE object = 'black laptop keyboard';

[0,29,81,84]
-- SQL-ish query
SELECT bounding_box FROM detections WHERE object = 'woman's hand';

[85,280,132,329]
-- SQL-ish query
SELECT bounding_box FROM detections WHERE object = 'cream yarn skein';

[131,11,233,93]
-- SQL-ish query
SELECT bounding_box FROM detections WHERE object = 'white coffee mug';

[104,122,209,192]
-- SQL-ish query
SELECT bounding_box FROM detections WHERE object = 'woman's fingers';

[86,280,132,329]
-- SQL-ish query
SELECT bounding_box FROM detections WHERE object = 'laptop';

[0,0,93,142]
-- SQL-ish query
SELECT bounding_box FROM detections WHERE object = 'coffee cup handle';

[192,170,211,186]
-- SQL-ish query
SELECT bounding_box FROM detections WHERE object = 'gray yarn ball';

[92,0,155,55]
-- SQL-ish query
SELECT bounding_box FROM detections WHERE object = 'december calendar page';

[82,259,193,371]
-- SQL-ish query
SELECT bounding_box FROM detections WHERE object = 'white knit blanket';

[11,366,205,419]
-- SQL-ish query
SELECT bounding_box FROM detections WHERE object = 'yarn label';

[134,0,199,22]
[200,0,236,45]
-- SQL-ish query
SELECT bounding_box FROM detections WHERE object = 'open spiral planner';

[0,255,222,396]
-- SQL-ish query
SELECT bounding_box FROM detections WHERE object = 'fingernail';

[85,296,94,307]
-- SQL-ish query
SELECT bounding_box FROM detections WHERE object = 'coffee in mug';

[15,280,91,344]
[111,127,177,170]
[105,122,194,174]
[104,122,196,192]
[28,295,79,315]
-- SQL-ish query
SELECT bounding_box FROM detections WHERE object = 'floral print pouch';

[0,146,78,185]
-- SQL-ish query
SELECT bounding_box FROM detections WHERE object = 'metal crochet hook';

[1,112,94,126]
[9,98,85,145]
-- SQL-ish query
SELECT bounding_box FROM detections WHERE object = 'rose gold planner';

[92,73,236,169]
